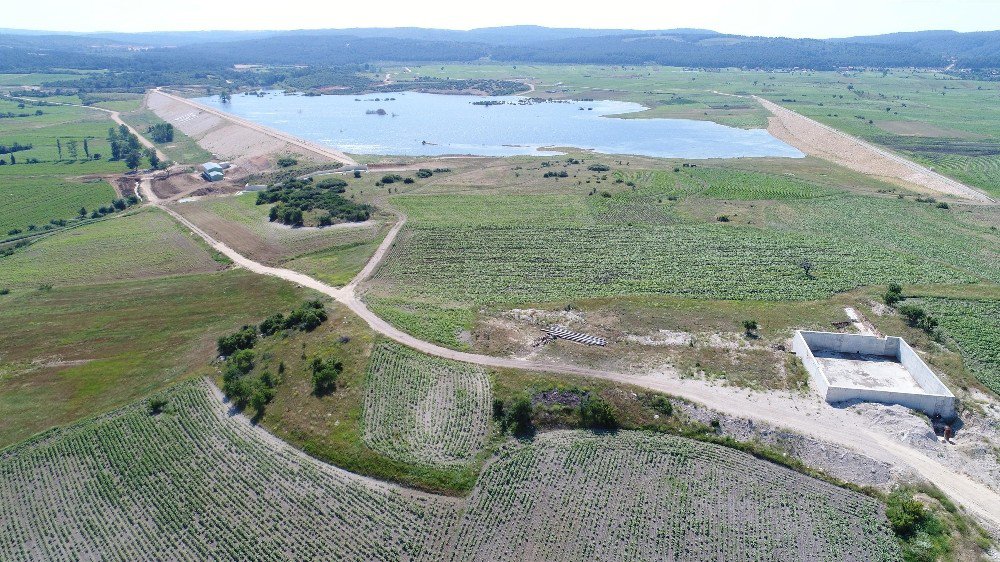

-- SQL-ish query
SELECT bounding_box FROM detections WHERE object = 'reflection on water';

[195,91,804,159]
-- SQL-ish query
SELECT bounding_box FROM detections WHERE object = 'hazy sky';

[5,0,1000,37]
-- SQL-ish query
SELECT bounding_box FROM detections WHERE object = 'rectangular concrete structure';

[792,331,956,417]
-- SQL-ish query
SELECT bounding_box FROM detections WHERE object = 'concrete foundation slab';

[792,331,956,418]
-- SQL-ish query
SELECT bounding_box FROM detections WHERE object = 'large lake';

[194,91,804,159]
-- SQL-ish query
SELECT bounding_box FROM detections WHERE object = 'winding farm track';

[3,94,167,162]
[139,172,1000,528]
[127,89,1000,527]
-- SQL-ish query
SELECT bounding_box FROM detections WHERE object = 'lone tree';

[220,91,232,104]
[799,259,815,278]
[742,319,759,338]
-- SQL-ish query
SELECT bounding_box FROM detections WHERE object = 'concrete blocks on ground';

[792,331,956,418]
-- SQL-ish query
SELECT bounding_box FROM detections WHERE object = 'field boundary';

[756,96,994,203]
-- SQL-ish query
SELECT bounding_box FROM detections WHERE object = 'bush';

[884,282,904,306]
[276,157,297,167]
[284,300,328,332]
[0,288,9,296]
[217,326,257,356]
[897,304,938,334]
[579,396,618,430]
[148,397,168,415]
[717,215,730,222]
[230,349,255,375]
[310,357,342,395]
[259,313,285,337]
[742,319,759,336]
[316,178,348,190]
[506,397,534,437]
[403,177,415,184]
[649,395,673,416]
[587,164,610,172]
[415,168,433,178]
[381,174,403,184]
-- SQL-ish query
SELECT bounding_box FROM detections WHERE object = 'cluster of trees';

[107,125,144,169]
[493,391,619,437]
[0,110,44,119]
[218,300,328,357]
[218,300,330,416]
[257,177,371,227]
[0,142,32,155]
[54,138,98,162]
[5,195,138,239]
[146,123,174,143]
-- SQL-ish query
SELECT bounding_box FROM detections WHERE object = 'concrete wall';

[792,331,829,396]
[800,331,900,357]
[793,331,956,418]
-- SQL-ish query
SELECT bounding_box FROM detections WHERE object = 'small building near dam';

[202,162,224,182]
[792,331,956,418]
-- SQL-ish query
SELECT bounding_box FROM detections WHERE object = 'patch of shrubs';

[578,396,618,430]
[258,178,370,227]
[310,356,342,396]
[415,168,433,178]
[543,170,569,178]
[897,304,938,335]
[883,282,903,306]
[218,300,330,415]
[276,157,298,167]
[885,488,950,561]
[380,174,403,184]
[587,164,610,172]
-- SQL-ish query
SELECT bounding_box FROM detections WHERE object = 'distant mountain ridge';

[0,26,998,72]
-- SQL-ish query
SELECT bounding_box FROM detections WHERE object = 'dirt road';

[139,175,1000,528]
[756,96,993,203]
[4,95,167,162]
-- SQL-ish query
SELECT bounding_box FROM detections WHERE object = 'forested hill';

[1,26,999,72]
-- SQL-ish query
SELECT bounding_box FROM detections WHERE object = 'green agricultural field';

[0,381,459,561]
[908,297,1000,394]
[0,73,88,86]
[173,193,388,266]
[366,297,476,349]
[0,208,225,290]
[449,431,899,560]
[119,107,214,164]
[0,270,305,447]
[0,382,903,561]
[0,176,115,235]
[363,341,491,466]
[0,98,124,174]
[372,222,972,304]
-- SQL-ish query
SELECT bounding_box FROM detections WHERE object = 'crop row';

[443,431,900,561]
[0,209,224,289]
[0,381,459,561]
[363,341,492,466]
[912,297,1000,393]
[372,224,973,304]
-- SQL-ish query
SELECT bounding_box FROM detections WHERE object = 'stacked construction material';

[542,326,606,346]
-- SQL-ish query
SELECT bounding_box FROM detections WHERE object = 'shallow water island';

[194,91,804,159]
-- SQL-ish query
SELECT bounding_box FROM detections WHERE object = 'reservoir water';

[194,91,804,159]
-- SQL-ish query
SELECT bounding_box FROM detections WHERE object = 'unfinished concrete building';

[792,331,956,418]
